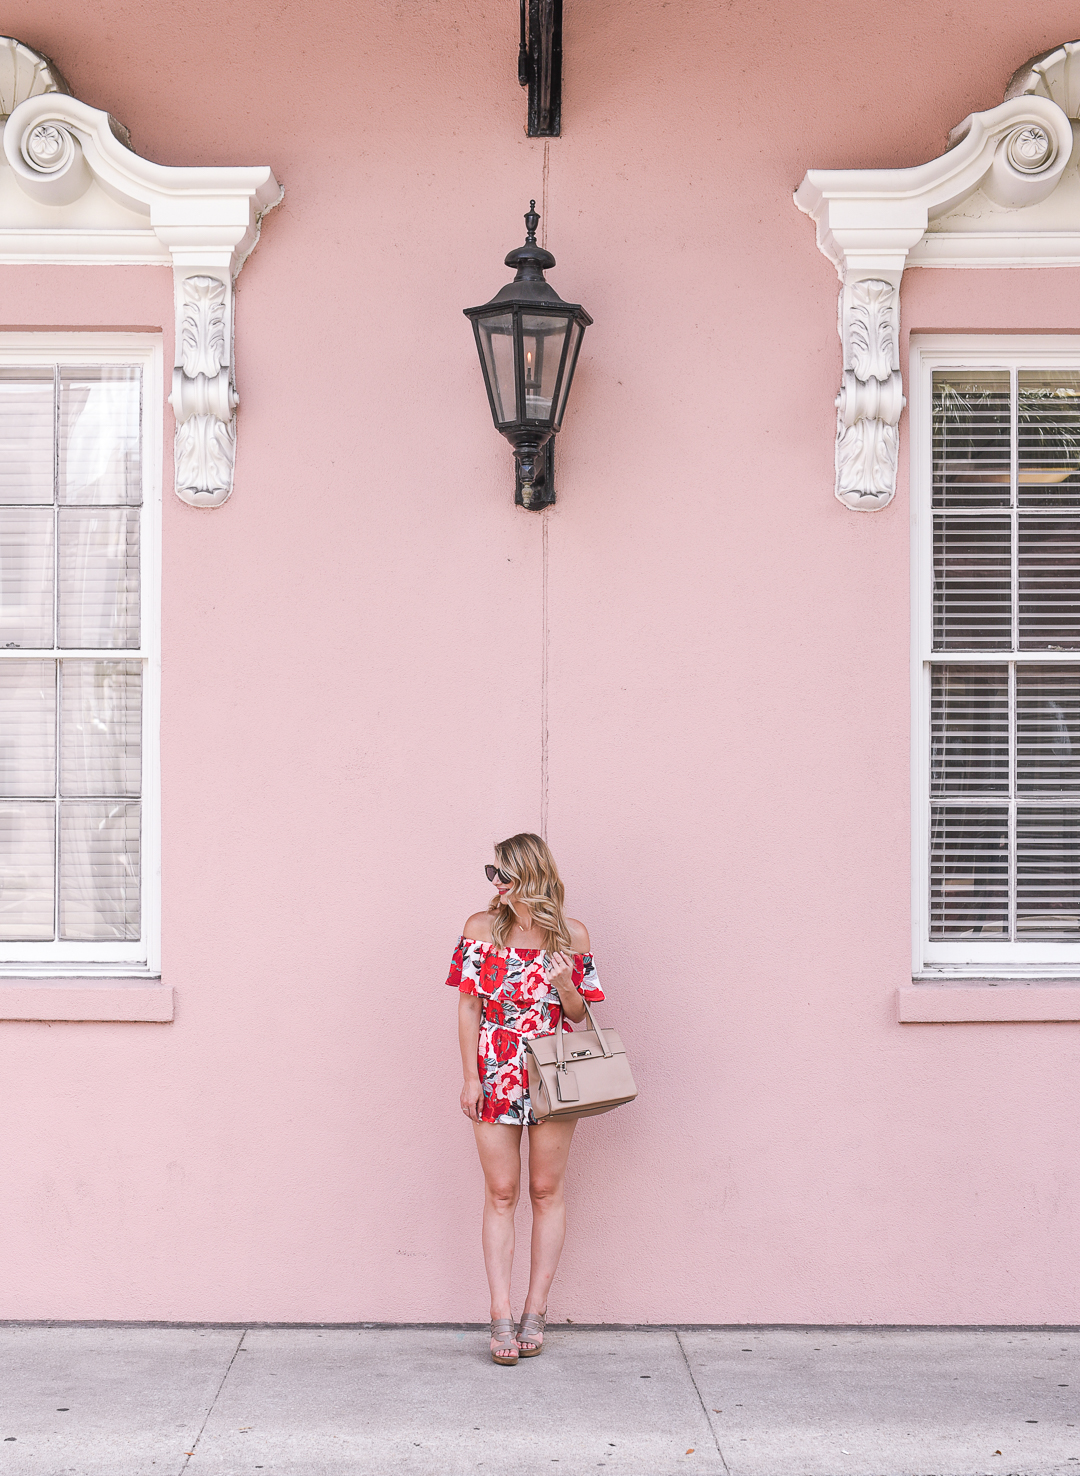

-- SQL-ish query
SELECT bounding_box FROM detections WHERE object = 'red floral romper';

[446,938,605,1125]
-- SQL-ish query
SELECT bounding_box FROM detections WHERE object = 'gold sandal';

[490,1317,519,1366]
[516,1309,546,1357]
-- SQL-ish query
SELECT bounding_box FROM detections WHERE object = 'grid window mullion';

[1011,367,1018,651]
[1009,368,1018,945]
[52,367,60,943]
[930,359,1080,953]
[0,358,146,951]
[1008,660,1016,941]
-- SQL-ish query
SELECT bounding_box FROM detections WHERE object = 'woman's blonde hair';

[488,832,572,952]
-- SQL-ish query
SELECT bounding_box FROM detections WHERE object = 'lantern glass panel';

[553,319,584,429]
[521,315,569,423]
[477,314,516,425]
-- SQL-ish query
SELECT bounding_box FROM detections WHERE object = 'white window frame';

[911,332,1080,977]
[0,332,161,977]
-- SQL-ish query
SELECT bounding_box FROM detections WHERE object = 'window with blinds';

[0,340,159,971]
[916,340,1080,969]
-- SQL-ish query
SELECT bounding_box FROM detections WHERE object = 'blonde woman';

[445,832,604,1366]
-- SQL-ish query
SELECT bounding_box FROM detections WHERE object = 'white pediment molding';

[794,43,1080,510]
[0,39,282,507]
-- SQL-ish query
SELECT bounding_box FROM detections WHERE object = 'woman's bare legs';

[472,1121,524,1356]
[520,1116,578,1349]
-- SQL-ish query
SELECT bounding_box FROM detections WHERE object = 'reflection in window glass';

[1018,370,1080,508]
[0,360,144,948]
[0,371,54,506]
[929,363,1080,947]
[932,370,1010,509]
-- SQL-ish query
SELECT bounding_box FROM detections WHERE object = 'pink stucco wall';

[1,0,1079,1322]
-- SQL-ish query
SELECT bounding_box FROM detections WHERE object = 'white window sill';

[0,979,172,1022]
[899,982,1080,1023]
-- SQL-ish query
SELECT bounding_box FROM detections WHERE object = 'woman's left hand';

[545,950,575,995]
[545,951,586,1021]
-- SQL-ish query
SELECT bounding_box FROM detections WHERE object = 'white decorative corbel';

[834,278,905,510]
[170,275,238,505]
[0,38,281,508]
[795,73,1077,509]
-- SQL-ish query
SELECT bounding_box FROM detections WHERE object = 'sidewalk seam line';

[176,1325,247,1476]
[675,1328,729,1475]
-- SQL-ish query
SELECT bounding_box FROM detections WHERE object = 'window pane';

[930,664,1008,794]
[0,507,54,648]
[58,508,140,649]
[1018,514,1080,649]
[1016,806,1080,939]
[476,314,516,424]
[1017,666,1080,793]
[0,370,54,506]
[933,514,1012,649]
[521,315,568,422]
[0,660,55,797]
[59,801,140,940]
[932,370,1011,509]
[0,802,54,939]
[552,318,583,429]
[1018,370,1080,508]
[60,661,141,798]
[59,367,141,506]
[929,805,1009,937]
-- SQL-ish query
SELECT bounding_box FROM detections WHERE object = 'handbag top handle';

[554,998,613,1066]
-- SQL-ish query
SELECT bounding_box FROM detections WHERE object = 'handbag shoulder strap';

[555,997,612,1063]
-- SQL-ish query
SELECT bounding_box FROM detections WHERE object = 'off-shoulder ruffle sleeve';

[444,939,464,990]
[572,952,604,1002]
[445,936,484,995]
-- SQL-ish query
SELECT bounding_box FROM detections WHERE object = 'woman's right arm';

[458,991,483,1121]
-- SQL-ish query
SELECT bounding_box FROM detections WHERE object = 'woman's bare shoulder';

[567,918,591,952]
[462,912,494,943]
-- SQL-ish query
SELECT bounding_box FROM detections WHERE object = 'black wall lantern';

[464,203,592,509]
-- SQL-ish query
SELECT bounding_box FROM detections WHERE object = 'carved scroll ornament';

[0,36,281,511]
[795,49,1079,511]
[169,275,238,506]
[174,410,236,499]
[834,279,905,511]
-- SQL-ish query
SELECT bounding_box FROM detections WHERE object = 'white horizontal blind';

[927,362,1080,956]
[0,353,156,965]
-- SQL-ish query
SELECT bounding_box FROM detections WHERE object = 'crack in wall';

[541,506,550,840]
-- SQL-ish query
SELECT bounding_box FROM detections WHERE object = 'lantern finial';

[524,200,540,245]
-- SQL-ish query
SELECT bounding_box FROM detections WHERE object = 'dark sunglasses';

[485,864,512,885]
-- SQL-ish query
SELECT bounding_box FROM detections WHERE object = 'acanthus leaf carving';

[795,47,1080,512]
[832,278,905,511]
[174,414,236,506]
[169,273,239,508]
[845,279,896,382]
[0,43,281,512]
[836,416,900,507]
[179,274,227,379]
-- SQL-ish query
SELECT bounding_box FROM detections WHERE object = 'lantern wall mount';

[518,0,562,138]
[465,203,592,510]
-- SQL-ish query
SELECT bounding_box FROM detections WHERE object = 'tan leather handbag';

[525,1000,637,1121]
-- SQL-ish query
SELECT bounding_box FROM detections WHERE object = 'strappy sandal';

[516,1309,546,1357]
[489,1317,519,1366]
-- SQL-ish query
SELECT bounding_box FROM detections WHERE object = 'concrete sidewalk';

[0,1325,1077,1476]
